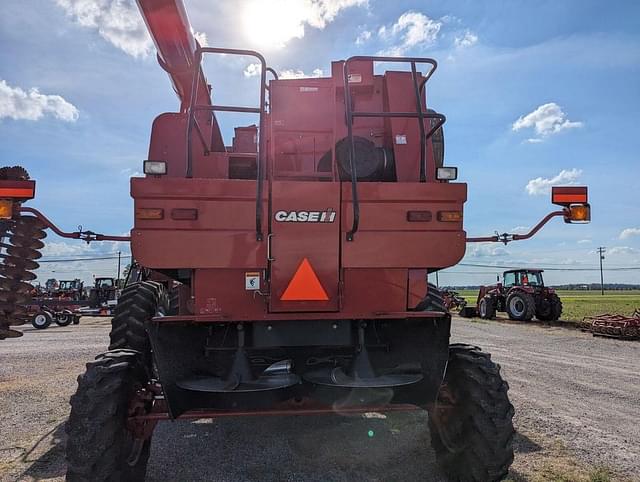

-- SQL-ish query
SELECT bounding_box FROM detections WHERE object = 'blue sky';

[0,0,638,286]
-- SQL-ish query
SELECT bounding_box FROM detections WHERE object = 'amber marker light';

[438,210,463,222]
[565,204,591,223]
[135,208,164,220]
[0,200,13,219]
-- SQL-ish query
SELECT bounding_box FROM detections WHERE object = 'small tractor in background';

[57,279,84,300]
[476,269,563,322]
[0,1,592,480]
[87,276,119,309]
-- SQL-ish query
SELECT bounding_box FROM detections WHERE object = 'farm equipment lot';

[1,318,638,482]
[457,289,640,323]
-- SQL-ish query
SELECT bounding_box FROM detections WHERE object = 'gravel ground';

[1,316,638,481]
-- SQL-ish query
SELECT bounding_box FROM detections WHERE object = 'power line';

[38,255,132,263]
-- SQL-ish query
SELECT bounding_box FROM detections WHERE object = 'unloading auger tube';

[0,166,130,340]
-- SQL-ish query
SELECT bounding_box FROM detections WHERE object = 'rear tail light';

[135,208,164,220]
[407,210,432,222]
[438,210,463,222]
[171,208,198,220]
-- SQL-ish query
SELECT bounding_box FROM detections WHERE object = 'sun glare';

[242,0,309,49]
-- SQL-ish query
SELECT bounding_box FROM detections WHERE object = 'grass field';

[455,290,640,322]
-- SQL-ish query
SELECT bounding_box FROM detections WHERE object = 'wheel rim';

[34,314,48,326]
[510,298,525,316]
[479,300,486,317]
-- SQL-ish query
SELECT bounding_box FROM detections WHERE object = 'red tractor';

[0,1,591,480]
[477,269,563,322]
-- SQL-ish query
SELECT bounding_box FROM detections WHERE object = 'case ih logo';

[274,209,336,223]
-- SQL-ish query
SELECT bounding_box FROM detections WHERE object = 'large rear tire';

[536,294,563,322]
[428,344,515,481]
[505,291,535,321]
[478,296,496,319]
[109,281,168,357]
[66,350,151,482]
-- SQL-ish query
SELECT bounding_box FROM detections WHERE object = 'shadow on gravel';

[147,411,444,482]
[513,430,542,454]
[19,422,67,480]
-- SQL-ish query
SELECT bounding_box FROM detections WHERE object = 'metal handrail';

[342,55,446,241]
[186,47,268,241]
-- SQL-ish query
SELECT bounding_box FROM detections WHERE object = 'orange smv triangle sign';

[280,258,329,301]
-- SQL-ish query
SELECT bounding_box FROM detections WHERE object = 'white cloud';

[279,68,324,79]
[511,226,530,234]
[454,30,478,48]
[243,0,368,48]
[512,102,583,141]
[378,11,441,56]
[0,79,79,122]
[608,246,639,256]
[577,239,592,244]
[56,0,152,58]
[620,228,640,240]
[525,168,583,196]
[466,243,509,258]
[244,63,262,78]
[193,30,208,47]
[356,29,372,45]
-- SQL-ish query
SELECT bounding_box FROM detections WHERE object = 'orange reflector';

[438,210,463,222]
[0,199,13,219]
[552,186,588,206]
[135,208,164,220]
[280,258,329,301]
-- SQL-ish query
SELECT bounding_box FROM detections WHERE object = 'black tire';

[417,282,446,311]
[109,281,168,356]
[66,350,151,481]
[55,311,73,326]
[478,296,496,319]
[536,294,562,322]
[32,311,52,329]
[505,291,535,321]
[168,285,180,316]
[428,344,515,481]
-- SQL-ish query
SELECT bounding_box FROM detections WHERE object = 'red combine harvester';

[0,1,591,480]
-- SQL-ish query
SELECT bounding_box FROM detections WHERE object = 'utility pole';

[597,247,606,295]
[117,251,122,283]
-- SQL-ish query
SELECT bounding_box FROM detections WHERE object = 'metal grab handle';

[342,55,442,242]
[267,233,275,262]
[186,47,268,242]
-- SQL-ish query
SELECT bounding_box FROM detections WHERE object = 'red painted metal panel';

[132,230,266,268]
[341,182,466,268]
[342,269,407,314]
[408,269,428,309]
[269,182,340,312]
[194,269,266,316]
[342,231,466,269]
[131,177,267,268]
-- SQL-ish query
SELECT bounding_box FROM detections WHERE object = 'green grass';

[454,290,640,323]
